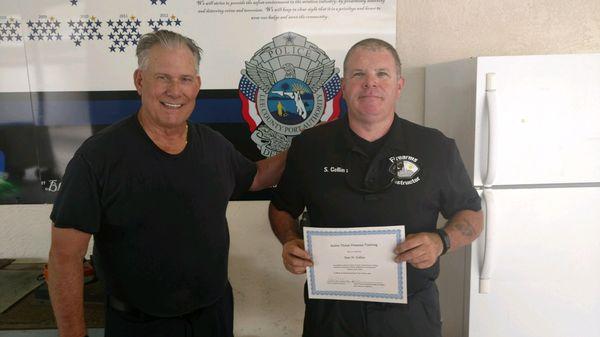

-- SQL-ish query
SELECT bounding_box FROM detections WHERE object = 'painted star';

[284,33,295,45]
[174,18,182,26]
[70,0,78,6]
[109,45,116,52]
[75,40,81,46]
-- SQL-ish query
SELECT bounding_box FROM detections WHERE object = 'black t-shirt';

[272,115,481,294]
[50,114,257,317]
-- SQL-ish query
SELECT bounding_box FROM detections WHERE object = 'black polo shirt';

[272,115,480,293]
[51,114,257,317]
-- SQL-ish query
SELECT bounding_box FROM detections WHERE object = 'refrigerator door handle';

[479,188,495,293]
[484,73,498,188]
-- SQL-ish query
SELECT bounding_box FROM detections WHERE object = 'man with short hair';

[269,38,484,337]
[48,30,285,337]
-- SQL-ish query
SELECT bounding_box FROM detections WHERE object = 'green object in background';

[0,178,19,199]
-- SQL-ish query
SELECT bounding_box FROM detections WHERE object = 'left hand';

[394,232,443,269]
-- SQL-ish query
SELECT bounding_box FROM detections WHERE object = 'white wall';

[396,0,600,124]
[1,1,600,335]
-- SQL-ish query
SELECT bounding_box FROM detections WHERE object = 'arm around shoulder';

[250,150,287,191]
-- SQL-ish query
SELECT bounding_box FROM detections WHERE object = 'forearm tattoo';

[449,219,475,237]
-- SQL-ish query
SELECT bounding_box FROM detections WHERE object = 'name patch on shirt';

[323,166,348,174]
[388,155,420,185]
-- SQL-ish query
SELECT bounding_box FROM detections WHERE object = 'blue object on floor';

[0,150,5,173]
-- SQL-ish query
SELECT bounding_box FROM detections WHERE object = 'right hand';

[282,239,313,274]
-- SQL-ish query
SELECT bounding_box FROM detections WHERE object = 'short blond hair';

[343,38,402,77]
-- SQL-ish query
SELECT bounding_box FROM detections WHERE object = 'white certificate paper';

[304,226,407,304]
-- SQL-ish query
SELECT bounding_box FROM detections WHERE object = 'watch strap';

[436,228,451,255]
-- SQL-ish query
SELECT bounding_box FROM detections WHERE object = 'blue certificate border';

[305,228,404,300]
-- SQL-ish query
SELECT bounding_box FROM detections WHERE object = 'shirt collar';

[340,114,407,154]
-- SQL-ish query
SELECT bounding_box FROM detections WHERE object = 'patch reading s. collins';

[238,32,342,157]
[388,155,421,185]
[323,166,348,174]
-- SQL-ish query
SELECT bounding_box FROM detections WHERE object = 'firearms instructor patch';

[239,32,342,157]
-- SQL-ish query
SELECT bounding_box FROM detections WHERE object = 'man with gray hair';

[48,30,285,337]
[269,38,483,336]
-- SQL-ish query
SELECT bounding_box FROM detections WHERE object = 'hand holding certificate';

[303,226,407,304]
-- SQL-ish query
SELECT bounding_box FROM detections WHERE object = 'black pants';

[104,283,234,337]
[302,283,442,337]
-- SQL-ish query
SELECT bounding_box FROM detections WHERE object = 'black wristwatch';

[436,229,451,256]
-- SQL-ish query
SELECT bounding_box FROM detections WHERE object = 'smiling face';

[342,47,404,127]
[134,44,201,130]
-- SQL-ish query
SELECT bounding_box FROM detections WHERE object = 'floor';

[0,261,105,335]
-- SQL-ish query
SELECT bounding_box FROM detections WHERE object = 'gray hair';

[343,38,402,78]
[136,30,202,73]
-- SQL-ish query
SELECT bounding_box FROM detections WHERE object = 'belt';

[108,295,159,321]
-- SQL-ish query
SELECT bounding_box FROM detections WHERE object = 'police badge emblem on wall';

[239,32,342,157]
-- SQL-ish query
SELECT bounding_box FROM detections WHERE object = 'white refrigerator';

[424,54,600,337]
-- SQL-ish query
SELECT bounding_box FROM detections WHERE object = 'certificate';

[303,226,407,304]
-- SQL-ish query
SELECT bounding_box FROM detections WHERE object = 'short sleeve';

[50,154,101,234]
[271,138,306,219]
[439,139,482,219]
[225,141,257,199]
